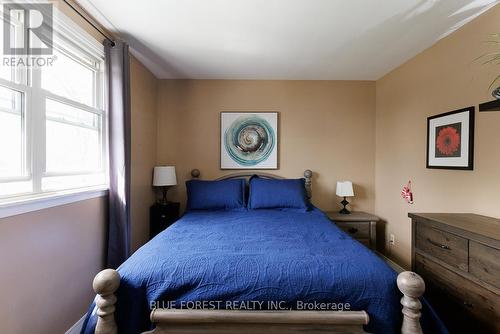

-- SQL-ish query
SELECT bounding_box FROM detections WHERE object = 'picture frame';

[220,112,279,170]
[426,106,475,170]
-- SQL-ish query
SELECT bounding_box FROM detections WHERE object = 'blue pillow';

[186,179,246,210]
[248,177,309,210]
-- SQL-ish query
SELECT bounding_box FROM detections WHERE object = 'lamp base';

[339,197,351,214]
[158,186,171,205]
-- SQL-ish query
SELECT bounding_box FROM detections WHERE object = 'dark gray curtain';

[105,40,131,268]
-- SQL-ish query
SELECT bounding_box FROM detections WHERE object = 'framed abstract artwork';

[220,112,278,169]
[426,107,475,170]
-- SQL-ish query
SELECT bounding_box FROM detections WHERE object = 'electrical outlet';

[389,234,395,245]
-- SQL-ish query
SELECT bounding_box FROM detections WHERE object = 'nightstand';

[150,202,180,239]
[326,211,379,250]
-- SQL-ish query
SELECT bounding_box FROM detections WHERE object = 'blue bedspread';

[82,208,446,334]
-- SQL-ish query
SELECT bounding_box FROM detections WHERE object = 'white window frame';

[0,79,30,182]
[0,5,108,215]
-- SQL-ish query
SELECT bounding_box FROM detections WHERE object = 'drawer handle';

[348,227,358,234]
[426,238,450,250]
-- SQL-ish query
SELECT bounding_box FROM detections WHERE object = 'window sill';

[0,186,109,219]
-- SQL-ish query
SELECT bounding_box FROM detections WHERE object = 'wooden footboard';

[144,309,369,333]
[92,270,425,334]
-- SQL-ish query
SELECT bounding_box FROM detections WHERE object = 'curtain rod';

[63,0,115,46]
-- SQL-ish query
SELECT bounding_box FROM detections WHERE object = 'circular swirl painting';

[221,113,278,169]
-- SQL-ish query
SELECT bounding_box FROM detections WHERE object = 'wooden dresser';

[409,213,500,334]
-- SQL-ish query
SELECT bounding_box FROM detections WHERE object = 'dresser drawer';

[336,222,370,239]
[415,254,500,333]
[470,241,500,289]
[415,223,468,271]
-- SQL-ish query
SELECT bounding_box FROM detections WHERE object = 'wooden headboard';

[190,169,313,199]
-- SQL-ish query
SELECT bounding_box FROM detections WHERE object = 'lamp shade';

[336,181,354,197]
[153,166,177,186]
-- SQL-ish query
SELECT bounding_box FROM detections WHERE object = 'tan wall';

[375,5,500,267]
[130,55,158,251]
[156,80,376,213]
[0,197,107,334]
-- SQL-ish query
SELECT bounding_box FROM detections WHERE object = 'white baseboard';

[65,314,86,334]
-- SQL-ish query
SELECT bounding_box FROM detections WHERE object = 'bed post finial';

[397,271,425,334]
[304,170,312,199]
[93,269,120,334]
[191,169,200,179]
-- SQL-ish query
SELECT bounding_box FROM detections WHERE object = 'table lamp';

[336,181,354,214]
[153,166,177,204]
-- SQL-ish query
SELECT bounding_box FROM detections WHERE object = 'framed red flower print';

[427,107,474,170]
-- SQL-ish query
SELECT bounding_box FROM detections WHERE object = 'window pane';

[0,86,24,178]
[45,99,101,173]
[0,180,32,197]
[42,173,105,192]
[41,48,95,106]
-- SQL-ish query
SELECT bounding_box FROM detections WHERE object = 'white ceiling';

[77,0,499,80]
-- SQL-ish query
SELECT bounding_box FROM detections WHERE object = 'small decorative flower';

[436,126,460,156]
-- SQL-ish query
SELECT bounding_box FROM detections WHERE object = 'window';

[0,6,107,202]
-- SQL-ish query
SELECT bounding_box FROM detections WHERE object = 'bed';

[82,170,445,334]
